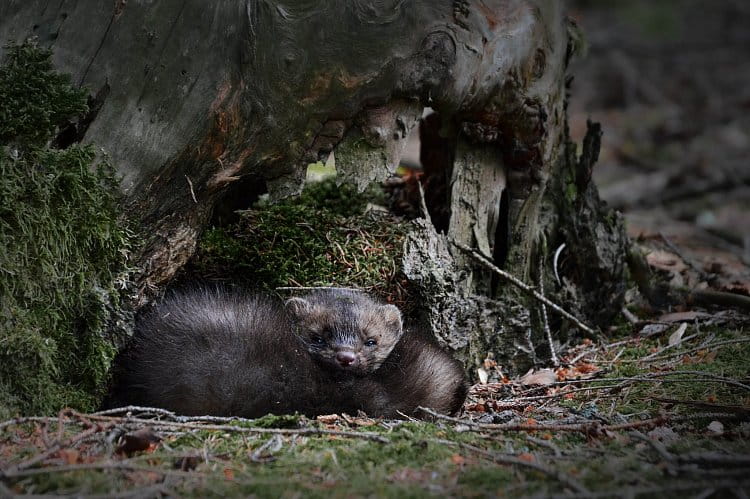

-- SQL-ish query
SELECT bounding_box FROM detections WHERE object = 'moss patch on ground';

[0,40,133,417]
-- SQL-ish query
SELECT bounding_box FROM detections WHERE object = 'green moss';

[192,178,406,303]
[0,40,133,417]
[0,40,87,147]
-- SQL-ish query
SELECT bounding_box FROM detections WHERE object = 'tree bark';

[0,1,628,373]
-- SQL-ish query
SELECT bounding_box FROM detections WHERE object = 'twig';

[431,438,590,494]
[507,384,626,403]
[678,452,750,467]
[645,370,750,392]
[416,179,432,225]
[525,434,562,457]
[93,405,180,418]
[629,430,675,462]
[553,242,566,286]
[71,411,389,443]
[454,242,595,335]
[94,406,276,426]
[2,461,203,479]
[641,338,750,363]
[185,175,197,204]
[0,416,57,432]
[5,421,115,473]
[417,407,743,434]
[539,253,559,367]
[275,286,363,292]
[659,232,708,280]
[651,397,750,415]
[566,348,596,364]
[641,332,701,360]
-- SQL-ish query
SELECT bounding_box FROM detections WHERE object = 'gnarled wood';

[0,1,628,372]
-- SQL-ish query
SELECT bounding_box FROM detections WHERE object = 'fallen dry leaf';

[573,362,599,375]
[316,414,340,424]
[466,403,487,413]
[668,323,688,347]
[646,250,688,272]
[451,454,466,466]
[57,449,80,465]
[518,453,535,463]
[519,368,557,386]
[223,467,235,480]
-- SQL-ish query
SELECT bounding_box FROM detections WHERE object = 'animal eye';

[311,335,326,345]
[365,338,377,347]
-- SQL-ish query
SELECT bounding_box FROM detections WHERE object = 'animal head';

[285,290,403,375]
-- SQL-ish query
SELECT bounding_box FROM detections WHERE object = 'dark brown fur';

[106,288,467,418]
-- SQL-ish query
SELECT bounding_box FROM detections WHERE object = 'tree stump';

[0,0,628,374]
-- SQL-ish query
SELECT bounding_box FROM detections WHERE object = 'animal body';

[106,288,467,418]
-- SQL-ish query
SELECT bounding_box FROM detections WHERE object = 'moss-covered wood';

[0,41,133,417]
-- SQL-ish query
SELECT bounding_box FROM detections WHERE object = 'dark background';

[567,0,750,293]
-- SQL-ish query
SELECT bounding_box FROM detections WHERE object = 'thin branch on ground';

[539,254,559,367]
[629,430,675,462]
[641,332,702,360]
[72,411,389,443]
[5,421,115,473]
[644,370,750,391]
[525,434,562,457]
[454,242,596,335]
[0,416,63,432]
[651,397,750,415]
[419,407,744,434]
[640,338,750,362]
[275,286,363,292]
[2,461,204,480]
[431,438,590,494]
[416,179,432,225]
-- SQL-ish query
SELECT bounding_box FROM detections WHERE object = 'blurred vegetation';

[0,40,134,417]
[570,0,681,41]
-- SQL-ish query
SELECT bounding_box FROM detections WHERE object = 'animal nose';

[336,351,357,367]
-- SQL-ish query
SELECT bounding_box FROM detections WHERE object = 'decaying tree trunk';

[0,0,628,374]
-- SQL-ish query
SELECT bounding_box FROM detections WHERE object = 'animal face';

[285,290,403,375]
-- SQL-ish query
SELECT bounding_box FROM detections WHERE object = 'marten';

[105,287,467,418]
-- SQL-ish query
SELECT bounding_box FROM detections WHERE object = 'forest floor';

[2,316,749,498]
[3,2,750,498]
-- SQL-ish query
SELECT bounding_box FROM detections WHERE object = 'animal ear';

[285,297,312,319]
[380,304,403,332]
